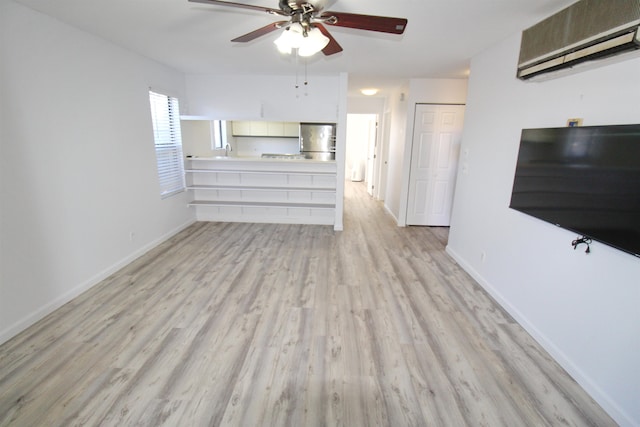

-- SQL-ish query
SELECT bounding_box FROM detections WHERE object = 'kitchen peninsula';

[185,156,339,227]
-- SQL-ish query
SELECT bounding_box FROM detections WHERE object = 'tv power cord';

[572,236,592,253]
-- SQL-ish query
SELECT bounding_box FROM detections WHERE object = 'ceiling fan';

[188,0,408,57]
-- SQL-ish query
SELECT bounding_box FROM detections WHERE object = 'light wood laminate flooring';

[0,182,616,426]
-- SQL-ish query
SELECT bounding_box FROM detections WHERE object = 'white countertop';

[186,156,335,164]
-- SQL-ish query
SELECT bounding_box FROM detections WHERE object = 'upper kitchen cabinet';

[232,121,299,138]
[283,122,299,137]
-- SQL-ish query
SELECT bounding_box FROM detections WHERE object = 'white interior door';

[406,104,465,226]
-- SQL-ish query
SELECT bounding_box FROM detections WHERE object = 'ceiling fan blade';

[232,21,288,42]
[321,11,407,34]
[315,24,343,55]
[188,0,289,17]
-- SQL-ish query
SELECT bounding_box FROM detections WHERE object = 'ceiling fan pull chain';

[294,49,300,97]
[304,58,309,96]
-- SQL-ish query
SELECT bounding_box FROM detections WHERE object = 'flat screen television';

[509,124,640,258]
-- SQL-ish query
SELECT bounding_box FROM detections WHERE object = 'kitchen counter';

[186,156,334,164]
[184,156,338,226]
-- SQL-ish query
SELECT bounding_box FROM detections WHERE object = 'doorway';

[406,104,465,226]
[346,114,378,197]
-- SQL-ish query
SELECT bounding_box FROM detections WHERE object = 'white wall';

[347,97,386,115]
[0,1,194,344]
[181,120,217,158]
[447,33,640,427]
[384,85,409,220]
[184,74,342,123]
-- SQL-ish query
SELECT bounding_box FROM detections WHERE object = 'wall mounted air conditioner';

[517,0,640,80]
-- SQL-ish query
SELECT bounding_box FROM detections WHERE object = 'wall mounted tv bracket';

[572,236,593,254]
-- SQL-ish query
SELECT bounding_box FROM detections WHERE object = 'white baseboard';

[0,219,196,346]
[444,244,634,427]
[383,203,400,224]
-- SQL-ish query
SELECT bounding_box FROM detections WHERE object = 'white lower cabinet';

[185,158,337,225]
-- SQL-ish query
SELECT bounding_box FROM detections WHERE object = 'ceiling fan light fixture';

[274,23,328,57]
[274,23,302,54]
[298,27,329,57]
[275,39,293,54]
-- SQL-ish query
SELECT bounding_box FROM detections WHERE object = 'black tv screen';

[509,124,640,258]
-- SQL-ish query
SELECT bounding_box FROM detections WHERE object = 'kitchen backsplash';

[234,137,301,158]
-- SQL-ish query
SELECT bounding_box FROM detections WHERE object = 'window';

[211,119,224,149]
[149,90,185,198]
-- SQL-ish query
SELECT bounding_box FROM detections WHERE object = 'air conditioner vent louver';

[517,0,640,80]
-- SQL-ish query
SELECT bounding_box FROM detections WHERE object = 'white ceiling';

[15,0,577,94]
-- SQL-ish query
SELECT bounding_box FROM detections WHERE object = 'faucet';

[225,143,232,157]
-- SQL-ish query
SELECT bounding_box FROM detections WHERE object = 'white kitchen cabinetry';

[267,122,284,136]
[232,121,299,138]
[283,122,299,137]
[185,157,337,225]
[231,121,252,136]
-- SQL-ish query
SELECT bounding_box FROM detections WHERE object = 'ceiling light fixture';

[274,23,329,57]
[361,88,379,96]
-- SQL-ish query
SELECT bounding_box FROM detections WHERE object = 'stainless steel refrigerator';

[299,123,336,160]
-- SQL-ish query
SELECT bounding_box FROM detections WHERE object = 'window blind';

[149,90,185,198]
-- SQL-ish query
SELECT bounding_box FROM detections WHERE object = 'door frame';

[398,102,466,226]
[346,113,381,197]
